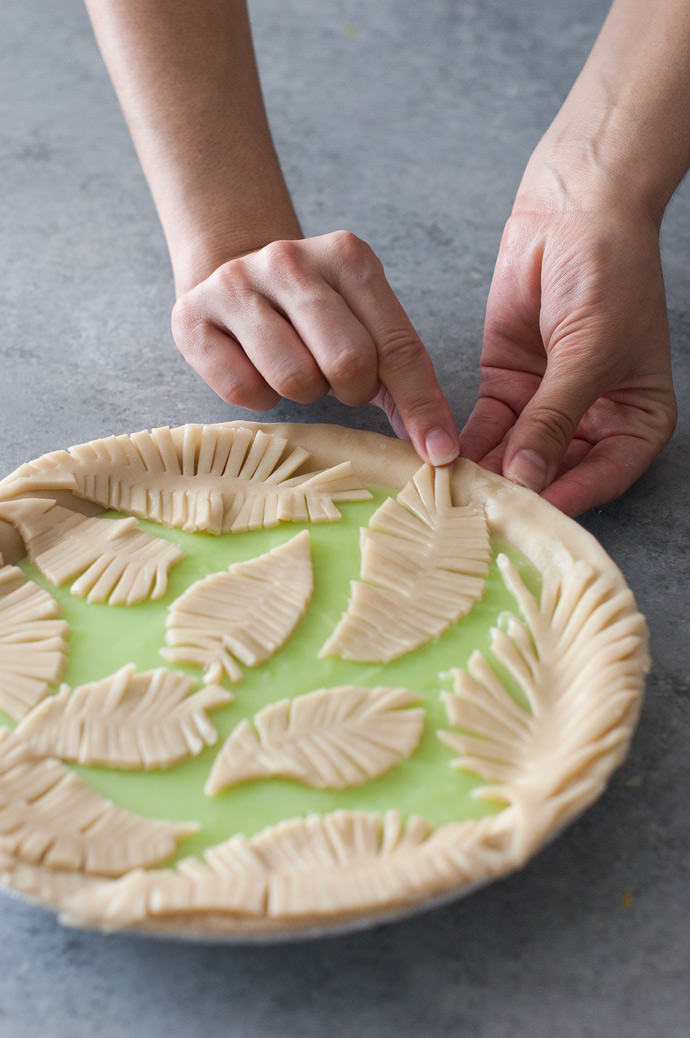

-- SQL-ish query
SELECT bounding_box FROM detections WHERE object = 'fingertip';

[424,427,460,467]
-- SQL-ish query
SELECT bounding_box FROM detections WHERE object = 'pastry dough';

[0,422,649,938]
[0,558,69,720]
[320,465,490,661]
[15,665,232,769]
[205,685,425,794]
[162,529,313,684]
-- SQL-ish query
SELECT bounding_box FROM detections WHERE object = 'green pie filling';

[9,489,539,866]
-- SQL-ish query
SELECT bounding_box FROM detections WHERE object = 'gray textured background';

[1,2,688,1036]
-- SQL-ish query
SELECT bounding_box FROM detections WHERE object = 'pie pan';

[0,422,649,939]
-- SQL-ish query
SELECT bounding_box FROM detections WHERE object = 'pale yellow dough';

[0,497,184,605]
[0,557,69,721]
[0,729,196,877]
[320,464,490,661]
[15,664,232,770]
[162,529,314,684]
[0,422,650,938]
[205,685,425,795]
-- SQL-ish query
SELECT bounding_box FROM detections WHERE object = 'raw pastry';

[0,422,649,938]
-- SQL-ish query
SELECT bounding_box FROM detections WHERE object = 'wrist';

[164,163,303,295]
[515,107,675,230]
[514,0,690,226]
[170,206,303,297]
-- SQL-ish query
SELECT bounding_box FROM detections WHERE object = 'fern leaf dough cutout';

[14,664,233,770]
[61,808,513,929]
[162,530,313,684]
[321,465,491,662]
[205,685,425,794]
[0,425,372,534]
[0,559,69,720]
[438,553,648,856]
[0,728,196,877]
[0,497,184,605]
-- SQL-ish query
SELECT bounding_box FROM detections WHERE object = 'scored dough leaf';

[204,685,425,794]
[438,553,649,857]
[0,728,197,877]
[0,855,111,912]
[61,809,516,929]
[14,664,232,769]
[0,425,371,534]
[162,530,313,684]
[0,558,69,720]
[320,464,491,662]
[0,497,184,604]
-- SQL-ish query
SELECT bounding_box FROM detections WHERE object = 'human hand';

[171,230,460,467]
[459,205,677,516]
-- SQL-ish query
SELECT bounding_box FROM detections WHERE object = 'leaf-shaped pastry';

[438,554,648,857]
[320,464,491,662]
[0,425,371,534]
[0,497,184,604]
[0,559,69,721]
[0,728,197,876]
[259,809,514,919]
[0,853,112,912]
[61,809,514,929]
[205,685,425,794]
[14,664,232,769]
[162,530,313,684]
[61,859,268,929]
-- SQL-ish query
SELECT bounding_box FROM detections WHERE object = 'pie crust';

[0,422,649,938]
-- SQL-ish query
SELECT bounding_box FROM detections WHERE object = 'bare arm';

[85,0,300,293]
[84,0,460,467]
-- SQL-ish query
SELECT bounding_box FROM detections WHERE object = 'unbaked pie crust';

[0,422,649,938]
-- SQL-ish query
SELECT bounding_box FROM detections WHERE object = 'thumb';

[502,361,597,493]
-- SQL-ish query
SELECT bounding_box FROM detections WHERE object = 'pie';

[0,422,649,938]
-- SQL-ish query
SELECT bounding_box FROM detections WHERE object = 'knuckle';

[662,405,678,443]
[330,230,382,275]
[257,238,303,279]
[378,328,427,373]
[324,345,374,395]
[214,259,253,304]
[215,376,246,408]
[528,404,578,452]
[273,361,325,403]
[170,296,207,356]
[330,229,364,257]
[215,367,276,411]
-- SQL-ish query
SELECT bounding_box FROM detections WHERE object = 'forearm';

[516,0,690,221]
[85,0,302,294]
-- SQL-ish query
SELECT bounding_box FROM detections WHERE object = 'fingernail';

[506,449,548,492]
[425,428,460,467]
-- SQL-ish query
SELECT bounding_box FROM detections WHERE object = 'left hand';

[459,204,677,516]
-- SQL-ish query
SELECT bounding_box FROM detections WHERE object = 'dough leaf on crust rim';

[0,558,69,721]
[0,425,372,534]
[60,809,516,929]
[0,729,197,877]
[438,553,647,858]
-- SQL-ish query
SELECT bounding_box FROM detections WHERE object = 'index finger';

[324,232,460,466]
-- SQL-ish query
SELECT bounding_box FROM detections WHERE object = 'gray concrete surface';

[1,1,688,1036]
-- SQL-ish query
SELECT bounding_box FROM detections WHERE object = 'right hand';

[171,230,460,467]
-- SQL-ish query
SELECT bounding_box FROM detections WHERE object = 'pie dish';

[0,421,649,938]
